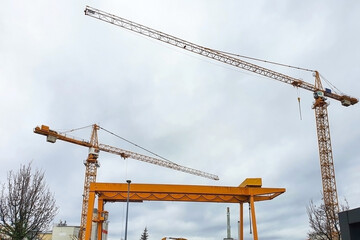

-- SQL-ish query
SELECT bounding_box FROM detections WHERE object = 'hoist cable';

[297,88,303,120]
[249,203,252,234]
[319,73,344,95]
[99,126,176,164]
[215,49,315,73]
[60,124,93,134]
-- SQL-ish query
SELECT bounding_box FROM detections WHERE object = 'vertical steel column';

[250,196,258,240]
[85,190,96,240]
[97,199,104,240]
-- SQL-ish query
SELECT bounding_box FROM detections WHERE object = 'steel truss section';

[85,178,285,240]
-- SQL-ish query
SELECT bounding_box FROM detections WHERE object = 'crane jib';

[34,125,219,180]
[84,6,358,106]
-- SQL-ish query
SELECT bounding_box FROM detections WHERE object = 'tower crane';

[34,124,219,240]
[84,6,358,237]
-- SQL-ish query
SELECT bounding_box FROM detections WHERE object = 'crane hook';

[297,88,302,120]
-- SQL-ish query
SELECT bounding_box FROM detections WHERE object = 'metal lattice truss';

[85,179,285,240]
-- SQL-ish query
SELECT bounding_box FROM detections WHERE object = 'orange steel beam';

[84,179,285,240]
[94,183,284,203]
[250,195,258,240]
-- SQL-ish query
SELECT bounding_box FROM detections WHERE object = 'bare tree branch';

[307,196,349,240]
[0,163,58,240]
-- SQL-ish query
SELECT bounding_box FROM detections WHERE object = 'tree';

[140,227,149,240]
[307,198,349,240]
[0,163,58,240]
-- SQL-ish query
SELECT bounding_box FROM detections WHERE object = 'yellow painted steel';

[85,179,285,240]
[250,195,258,240]
[239,178,262,187]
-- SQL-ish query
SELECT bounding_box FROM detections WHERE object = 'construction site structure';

[84,6,358,236]
[86,178,285,240]
[34,124,219,240]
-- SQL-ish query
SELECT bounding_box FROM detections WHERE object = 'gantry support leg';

[97,199,104,240]
[85,191,96,240]
[250,196,258,240]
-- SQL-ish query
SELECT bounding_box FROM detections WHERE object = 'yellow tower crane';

[34,125,219,240]
[84,6,358,237]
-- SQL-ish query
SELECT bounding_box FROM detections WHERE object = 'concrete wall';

[339,207,360,240]
[52,226,80,240]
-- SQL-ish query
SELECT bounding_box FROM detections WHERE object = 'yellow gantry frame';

[85,178,285,240]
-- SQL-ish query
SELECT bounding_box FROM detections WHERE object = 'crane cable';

[55,124,177,164]
[249,203,252,234]
[219,48,309,121]
[221,49,347,97]
[216,49,315,73]
[297,88,303,120]
[319,73,344,95]
[99,126,177,164]
[217,50,347,93]
[59,124,94,134]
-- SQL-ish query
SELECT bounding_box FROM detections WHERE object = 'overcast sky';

[1,1,360,240]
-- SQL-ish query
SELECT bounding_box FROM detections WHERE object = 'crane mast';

[34,125,219,240]
[313,72,340,233]
[81,125,100,240]
[84,6,358,238]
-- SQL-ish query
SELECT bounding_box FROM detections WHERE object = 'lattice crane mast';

[34,124,219,240]
[84,6,358,237]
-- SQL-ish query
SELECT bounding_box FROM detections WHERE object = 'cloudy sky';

[1,1,360,239]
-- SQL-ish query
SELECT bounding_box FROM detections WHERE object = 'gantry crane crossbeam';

[86,178,285,240]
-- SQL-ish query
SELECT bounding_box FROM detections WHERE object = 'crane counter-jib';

[34,125,92,147]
